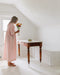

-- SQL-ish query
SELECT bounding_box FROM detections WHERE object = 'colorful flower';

[16,23,22,30]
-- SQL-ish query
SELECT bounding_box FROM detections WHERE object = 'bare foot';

[8,62,16,67]
[10,63,16,66]
[8,62,11,66]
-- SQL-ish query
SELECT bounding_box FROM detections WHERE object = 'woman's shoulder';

[8,23,14,27]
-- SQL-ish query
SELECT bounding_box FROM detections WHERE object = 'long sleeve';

[10,24,15,36]
[3,23,16,62]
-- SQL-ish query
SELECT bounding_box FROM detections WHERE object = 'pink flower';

[18,25,21,27]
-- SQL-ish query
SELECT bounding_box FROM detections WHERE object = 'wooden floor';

[0,57,60,75]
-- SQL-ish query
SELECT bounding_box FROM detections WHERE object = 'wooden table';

[17,40,42,64]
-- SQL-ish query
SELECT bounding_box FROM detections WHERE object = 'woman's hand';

[17,30,20,33]
[15,30,20,34]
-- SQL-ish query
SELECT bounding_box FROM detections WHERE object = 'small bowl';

[28,39,32,41]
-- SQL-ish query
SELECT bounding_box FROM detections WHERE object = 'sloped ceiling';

[0,0,60,27]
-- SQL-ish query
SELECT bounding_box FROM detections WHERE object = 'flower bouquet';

[16,23,22,31]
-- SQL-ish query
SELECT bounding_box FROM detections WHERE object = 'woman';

[3,16,19,66]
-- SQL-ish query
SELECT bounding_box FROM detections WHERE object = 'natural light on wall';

[3,20,10,40]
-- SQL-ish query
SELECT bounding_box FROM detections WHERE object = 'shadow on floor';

[1,66,21,75]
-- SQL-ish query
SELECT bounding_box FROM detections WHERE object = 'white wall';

[37,1,60,65]
[15,0,60,65]
[37,0,60,51]
[38,25,60,51]
[17,0,60,65]
[14,0,60,52]
[13,0,60,26]
[0,3,38,57]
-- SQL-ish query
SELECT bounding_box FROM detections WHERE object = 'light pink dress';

[3,23,16,62]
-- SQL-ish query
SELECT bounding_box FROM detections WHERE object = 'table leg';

[18,44,20,56]
[40,46,42,62]
[28,46,30,64]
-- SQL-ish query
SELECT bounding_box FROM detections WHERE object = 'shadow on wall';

[16,7,39,40]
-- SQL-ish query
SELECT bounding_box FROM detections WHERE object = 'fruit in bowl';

[28,39,32,41]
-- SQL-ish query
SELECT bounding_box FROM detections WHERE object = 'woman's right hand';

[15,30,20,34]
[17,30,20,33]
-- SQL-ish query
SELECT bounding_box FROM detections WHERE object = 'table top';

[17,40,42,43]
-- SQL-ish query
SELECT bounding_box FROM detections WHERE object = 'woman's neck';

[9,21,15,24]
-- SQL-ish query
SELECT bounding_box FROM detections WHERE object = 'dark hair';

[10,16,18,23]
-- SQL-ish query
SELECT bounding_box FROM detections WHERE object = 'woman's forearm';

[15,30,20,34]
